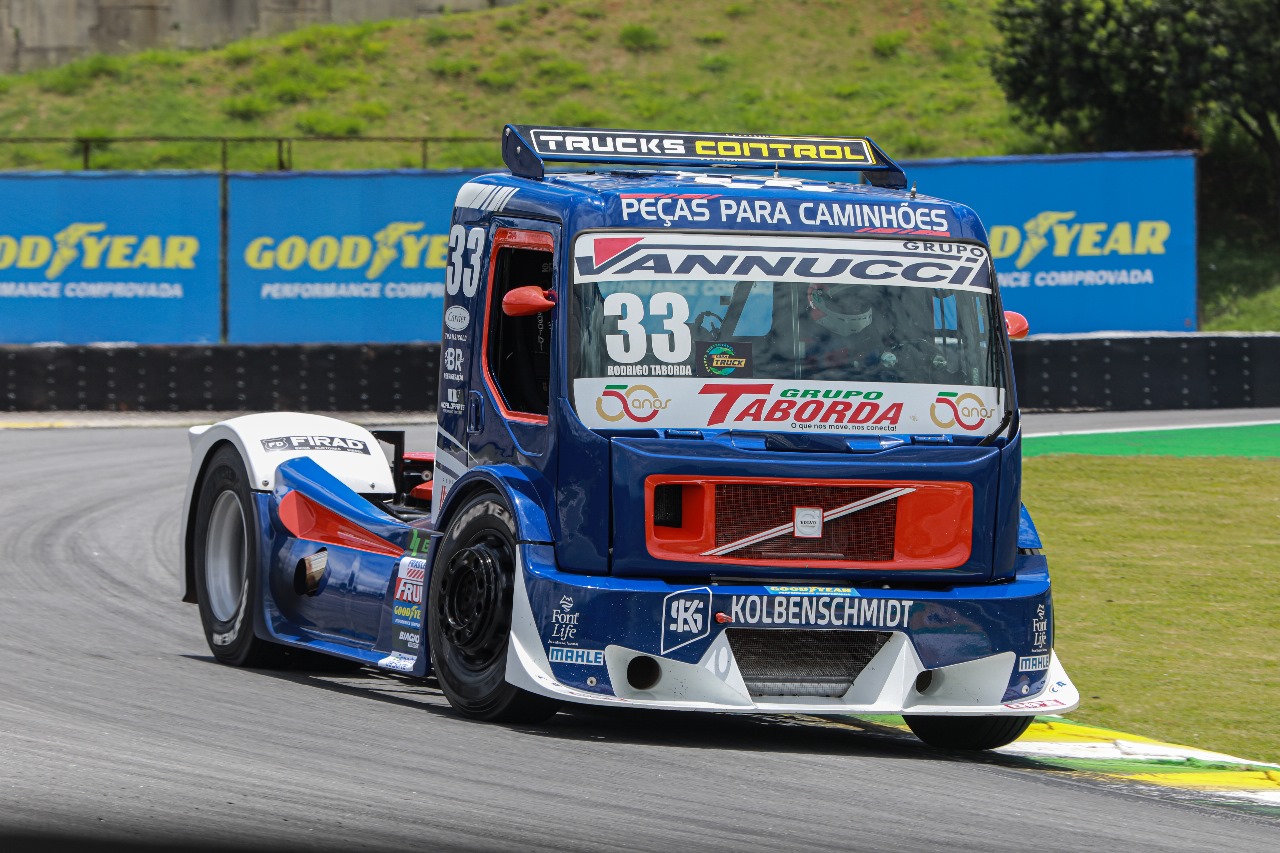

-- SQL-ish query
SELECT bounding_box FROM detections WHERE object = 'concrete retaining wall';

[0,0,520,72]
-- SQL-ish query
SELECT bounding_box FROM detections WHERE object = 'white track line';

[1027,419,1280,438]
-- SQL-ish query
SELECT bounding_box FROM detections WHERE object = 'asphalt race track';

[1,423,1278,852]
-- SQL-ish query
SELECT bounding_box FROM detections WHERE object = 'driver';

[802,282,901,377]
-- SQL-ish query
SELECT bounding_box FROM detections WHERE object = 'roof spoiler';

[501,124,908,189]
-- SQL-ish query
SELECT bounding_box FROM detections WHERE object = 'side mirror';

[1004,310,1029,340]
[502,285,556,317]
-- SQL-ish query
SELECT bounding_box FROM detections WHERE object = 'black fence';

[1011,334,1280,410]
[0,135,491,172]
[2,344,438,412]
[4,334,1278,413]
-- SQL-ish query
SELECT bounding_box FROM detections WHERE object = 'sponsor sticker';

[377,651,417,673]
[1031,603,1049,652]
[575,234,988,291]
[930,391,999,432]
[1003,697,1067,711]
[391,557,426,632]
[594,383,671,423]
[574,376,1001,437]
[616,196,955,235]
[260,435,370,454]
[661,587,712,654]
[1018,654,1050,672]
[550,595,580,644]
[548,646,605,666]
[444,304,470,331]
[528,128,876,167]
[763,586,859,596]
[397,628,421,652]
[728,595,913,629]
[696,340,752,377]
[439,386,466,414]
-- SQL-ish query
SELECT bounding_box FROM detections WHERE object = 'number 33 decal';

[604,292,691,364]
[446,225,485,297]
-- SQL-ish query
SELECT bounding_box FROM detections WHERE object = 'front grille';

[715,483,897,561]
[726,628,891,697]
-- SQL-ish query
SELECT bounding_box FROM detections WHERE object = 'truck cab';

[182,125,1077,751]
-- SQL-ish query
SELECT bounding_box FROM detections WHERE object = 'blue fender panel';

[257,456,412,650]
[436,464,555,544]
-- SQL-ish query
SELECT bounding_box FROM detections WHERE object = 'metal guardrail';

[0,135,491,171]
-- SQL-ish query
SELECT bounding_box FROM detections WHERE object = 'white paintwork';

[179,413,395,598]
[184,412,394,494]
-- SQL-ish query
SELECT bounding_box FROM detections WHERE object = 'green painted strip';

[1036,757,1273,775]
[1024,423,1280,458]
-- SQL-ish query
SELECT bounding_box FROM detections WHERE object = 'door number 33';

[446,225,485,297]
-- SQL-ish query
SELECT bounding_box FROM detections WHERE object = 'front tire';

[428,493,560,723]
[904,714,1034,750]
[193,444,281,667]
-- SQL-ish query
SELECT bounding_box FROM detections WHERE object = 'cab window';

[485,229,554,419]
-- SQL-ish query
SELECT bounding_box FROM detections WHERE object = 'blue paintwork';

[236,132,1059,704]
[1018,504,1044,550]
[434,464,555,544]
[256,458,416,659]
[456,170,989,243]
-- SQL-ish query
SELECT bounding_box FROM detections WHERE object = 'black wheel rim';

[437,533,510,669]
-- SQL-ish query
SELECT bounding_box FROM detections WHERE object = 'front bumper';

[504,545,1080,715]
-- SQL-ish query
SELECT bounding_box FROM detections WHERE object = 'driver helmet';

[807,283,874,336]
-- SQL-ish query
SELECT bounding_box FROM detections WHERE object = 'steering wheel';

[884,337,951,374]
[690,310,724,340]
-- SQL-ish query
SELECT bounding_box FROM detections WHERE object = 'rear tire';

[193,444,282,667]
[904,714,1034,751]
[428,493,560,724]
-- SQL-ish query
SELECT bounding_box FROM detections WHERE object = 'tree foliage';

[991,0,1280,213]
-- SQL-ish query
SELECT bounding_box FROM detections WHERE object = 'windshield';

[570,233,1006,435]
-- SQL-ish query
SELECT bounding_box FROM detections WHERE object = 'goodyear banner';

[0,173,219,344]
[889,152,1196,334]
[228,171,483,343]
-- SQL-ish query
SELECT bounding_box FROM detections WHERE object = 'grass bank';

[0,0,1026,172]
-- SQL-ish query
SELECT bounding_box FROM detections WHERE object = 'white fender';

[179,412,395,600]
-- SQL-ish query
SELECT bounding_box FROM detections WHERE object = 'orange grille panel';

[645,476,972,570]
[715,484,897,561]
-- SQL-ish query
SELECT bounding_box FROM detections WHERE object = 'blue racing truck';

[180,125,1077,750]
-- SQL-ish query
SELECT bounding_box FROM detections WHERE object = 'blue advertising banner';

[228,171,484,343]
[896,152,1197,334]
[0,172,220,344]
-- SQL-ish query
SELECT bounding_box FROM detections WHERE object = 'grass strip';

[1024,455,1280,763]
[1024,423,1280,458]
